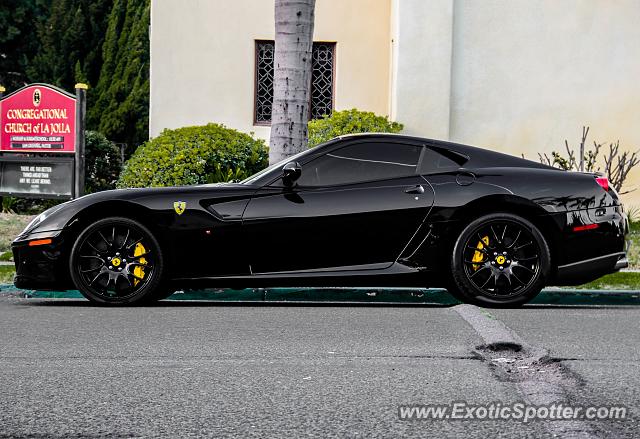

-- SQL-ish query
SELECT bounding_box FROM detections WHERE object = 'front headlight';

[23,212,48,234]
[20,202,70,236]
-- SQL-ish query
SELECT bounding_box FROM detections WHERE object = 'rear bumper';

[554,251,627,286]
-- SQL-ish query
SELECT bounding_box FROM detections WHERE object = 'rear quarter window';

[418,148,461,174]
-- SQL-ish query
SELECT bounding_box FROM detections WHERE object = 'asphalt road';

[0,297,638,438]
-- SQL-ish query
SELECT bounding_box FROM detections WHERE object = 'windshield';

[241,147,314,185]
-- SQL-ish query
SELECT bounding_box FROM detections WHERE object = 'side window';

[296,142,422,187]
[417,147,460,174]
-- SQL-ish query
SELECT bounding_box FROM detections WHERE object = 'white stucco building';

[150,0,640,203]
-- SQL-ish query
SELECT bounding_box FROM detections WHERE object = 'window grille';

[255,41,335,124]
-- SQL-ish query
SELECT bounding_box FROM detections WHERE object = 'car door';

[241,140,435,274]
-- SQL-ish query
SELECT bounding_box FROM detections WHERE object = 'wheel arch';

[65,200,167,249]
[446,194,563,270]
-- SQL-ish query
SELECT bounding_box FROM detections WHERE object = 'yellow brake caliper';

[133,242,147,286]
[472,236,489,270]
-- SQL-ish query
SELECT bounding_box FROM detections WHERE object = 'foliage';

[117,124,268,188]
[576,271,640,290]
[308,109,404,148]
[88,0,150,153]
[0,265,16,284]
[2,0,150,157]
[0,0,47,89]
[27,0,111,91]
[538,127,639,194]
[1,197,17,214]
[627,205,640,227]
[84,131,123,193]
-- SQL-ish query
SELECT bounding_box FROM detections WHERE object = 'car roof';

[334,132,554,170]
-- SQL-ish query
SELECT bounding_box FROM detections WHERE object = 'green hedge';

[117,124,268,188]
[308,109,403,148]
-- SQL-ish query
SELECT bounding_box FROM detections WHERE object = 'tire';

[69,217,164,305]
[450,213,550,307]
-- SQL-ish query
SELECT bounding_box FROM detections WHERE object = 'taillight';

[573,224,599,232]
[595,176,609,191]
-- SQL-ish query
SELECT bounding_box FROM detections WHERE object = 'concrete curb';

[1,284,638,305]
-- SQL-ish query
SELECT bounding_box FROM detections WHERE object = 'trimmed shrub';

[308,109,404,148]
[117,123,268,188]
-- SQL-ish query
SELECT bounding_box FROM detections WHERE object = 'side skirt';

[170,262,442,289]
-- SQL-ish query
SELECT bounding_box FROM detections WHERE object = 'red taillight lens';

[573,224,599,232]
[595,176,609,191]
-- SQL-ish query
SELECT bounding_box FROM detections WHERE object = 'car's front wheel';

[450,213,550,307]
[69,217,164,305]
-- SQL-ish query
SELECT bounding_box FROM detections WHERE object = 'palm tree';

[268,0,316,164]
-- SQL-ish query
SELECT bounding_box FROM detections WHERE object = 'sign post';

[74,83,87,198]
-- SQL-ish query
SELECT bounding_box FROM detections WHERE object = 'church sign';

[1,84,76,153]
[0,83,87,199]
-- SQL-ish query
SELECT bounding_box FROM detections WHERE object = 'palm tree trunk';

[269,0,316,164]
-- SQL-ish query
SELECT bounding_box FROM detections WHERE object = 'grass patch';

[0,213,33,253]
[573,271,640,290]
[627,226,640,269]
[0,251,12,262]
[0,266,15,284]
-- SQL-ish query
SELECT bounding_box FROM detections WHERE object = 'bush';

[85,131,123,193]
[117,123,268,188]
[308,109,403,148]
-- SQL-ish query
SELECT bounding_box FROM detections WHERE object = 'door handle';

[404,185,425,195]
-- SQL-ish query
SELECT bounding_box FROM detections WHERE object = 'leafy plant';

[626,205,640,228]
[1,197,16,214]
[308,109,403,148]
[538,126,639,194]
[85,130,123,193]
[117,123,268,188]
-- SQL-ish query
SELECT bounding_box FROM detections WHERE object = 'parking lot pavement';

[0,297,638,438]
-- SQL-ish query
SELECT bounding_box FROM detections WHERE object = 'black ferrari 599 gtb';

[12,133,628,307]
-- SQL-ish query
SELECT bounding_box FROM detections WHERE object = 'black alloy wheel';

[69,217,164,305]
[451,213,550,307]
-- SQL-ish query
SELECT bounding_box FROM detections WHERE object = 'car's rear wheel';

[451,213,550,307]
[69,217,164,305]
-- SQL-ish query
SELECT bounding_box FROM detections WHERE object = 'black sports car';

[12,133,628,307]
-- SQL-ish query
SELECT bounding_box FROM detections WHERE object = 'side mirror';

[282,161,301,186]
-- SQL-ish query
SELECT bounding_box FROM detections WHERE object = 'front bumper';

[11,230,73,290]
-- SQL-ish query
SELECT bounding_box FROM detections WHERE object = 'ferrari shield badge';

[173,201,186,215]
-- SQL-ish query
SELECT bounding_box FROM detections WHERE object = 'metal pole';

[74,83,87,198]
